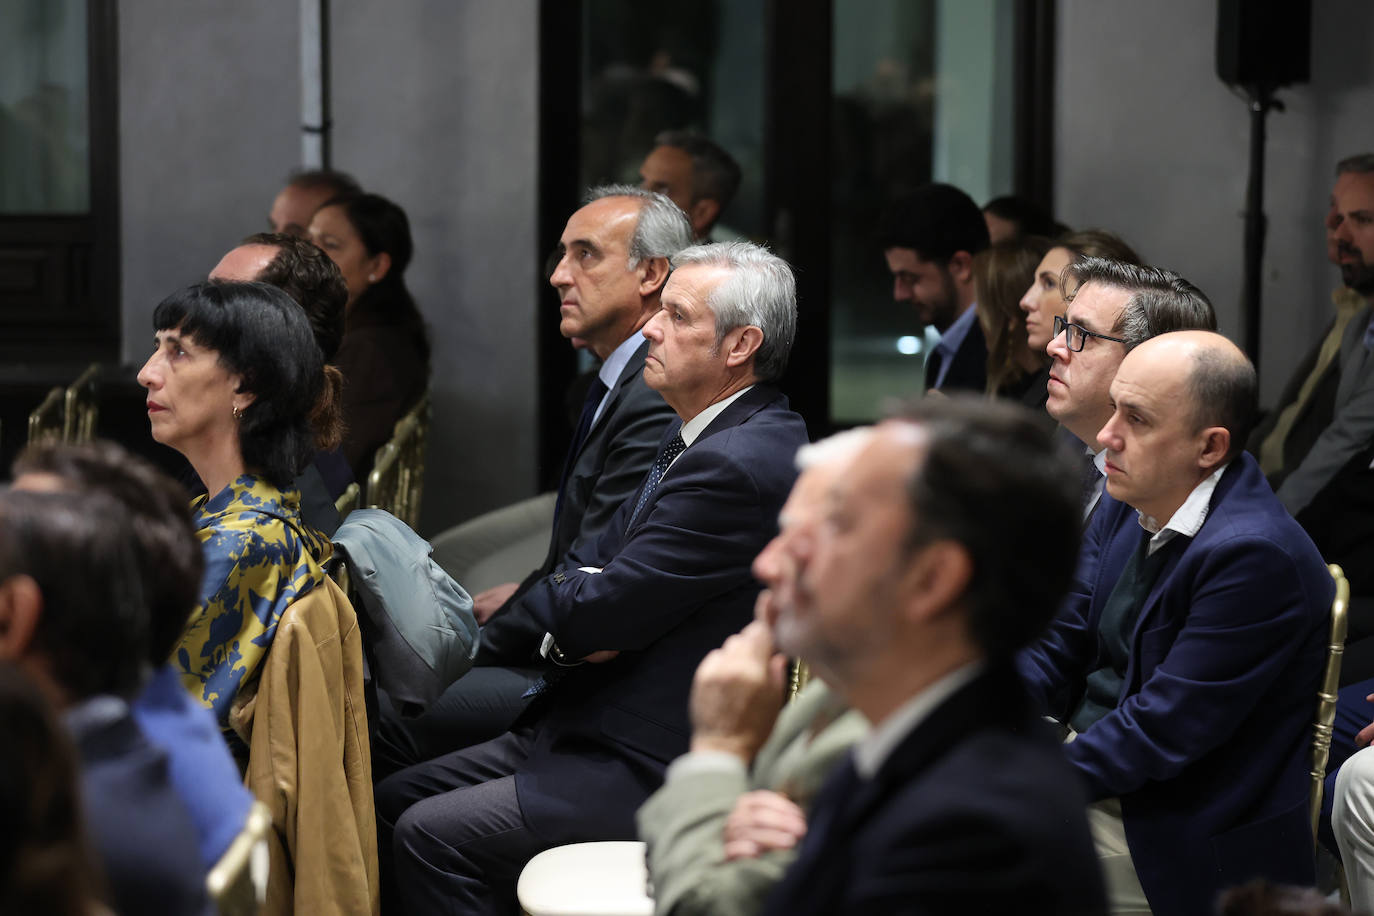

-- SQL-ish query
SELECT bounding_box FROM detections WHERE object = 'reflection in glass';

[0,0,89,213]
[578,0,764,238]
[830,0,1015,423]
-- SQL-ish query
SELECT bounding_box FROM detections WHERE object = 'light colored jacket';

[231,576,379,915]
[638,681,867,916]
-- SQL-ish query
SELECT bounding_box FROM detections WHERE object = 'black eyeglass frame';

[1053,314,1128,352]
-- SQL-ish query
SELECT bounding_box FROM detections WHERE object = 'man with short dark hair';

[1045,258,1215,517]
[0,485,209,915]
[1020,331,1331,914]
[12,439,257,874]
[639,131,742,241]
[212,231,350,362]
[269,167,361,237]
[756,397,1105,915]
[877,184,991,392]
[207,231,353,527]
[376,241,809,914]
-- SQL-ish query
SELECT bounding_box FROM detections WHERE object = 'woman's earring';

[368,273,377,282]
[232,404,243,421]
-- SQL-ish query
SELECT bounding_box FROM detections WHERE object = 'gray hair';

[795,427,874,472]
[584,184,693,268]
[670,241,798,384]
[652,130,743,210]
[1064,257,1216,350]
[1337,154,1374,175]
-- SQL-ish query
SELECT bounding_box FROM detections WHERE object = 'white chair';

[517,841,653,916]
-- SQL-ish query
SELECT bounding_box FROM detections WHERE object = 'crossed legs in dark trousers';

[375,723,547,915]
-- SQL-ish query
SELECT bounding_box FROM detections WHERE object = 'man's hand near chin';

[688,618,788,763]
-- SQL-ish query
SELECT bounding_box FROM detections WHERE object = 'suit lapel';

[575,340,651,461]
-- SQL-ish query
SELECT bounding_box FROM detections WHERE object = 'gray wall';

[119,1,539,534]
[1055,0,1374,403]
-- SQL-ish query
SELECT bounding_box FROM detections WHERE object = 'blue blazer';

[479,340,677,664]
[762,663,1107,916]
[512,385,808,843]
[1019,453,1331,916]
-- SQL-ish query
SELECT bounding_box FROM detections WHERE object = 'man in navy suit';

[878,183,990,393]
[371,187,687,775]
[0,486,208,916]
[1020,331,1331,915]
[376,240,809,914]
[756,397,1105,915]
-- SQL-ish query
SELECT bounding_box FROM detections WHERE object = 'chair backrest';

[64,362,101,443]
[1311,563,1350,840]
[365,393,429,529]
[335,481,361,521]
[787,659,811,702]
[27,386,65,444]
[206,799,272,916]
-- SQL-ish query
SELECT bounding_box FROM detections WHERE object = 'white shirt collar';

[852,661,984,779]
[679,385,753,448]
[1136,462,1229,555]
[591,334,647,426]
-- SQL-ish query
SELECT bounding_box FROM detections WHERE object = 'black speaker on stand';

[1216,0,1312,372]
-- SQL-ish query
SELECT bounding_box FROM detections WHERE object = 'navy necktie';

[627,432,686,531]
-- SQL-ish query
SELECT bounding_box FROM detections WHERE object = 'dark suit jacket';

[1246,316,1339,486]
[761,663,1106,916]
[1019,454,1331,916]
[478,339,676,663]
[511,385,808,843]
[1299,442,1374,673]
[68,697,209,916]
[925,313,987,393]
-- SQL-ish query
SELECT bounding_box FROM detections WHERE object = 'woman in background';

[309,192,432,479]
[1019,228,1141,358]
[975,237,1053,410]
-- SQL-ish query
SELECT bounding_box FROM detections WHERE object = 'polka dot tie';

[628,433,686,531]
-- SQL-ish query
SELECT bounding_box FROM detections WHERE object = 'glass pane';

[578,0,766,238]
[830,0,1016,424]
[0,0,90,213]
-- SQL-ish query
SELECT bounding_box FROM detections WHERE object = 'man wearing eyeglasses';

[1044,258,1215,517]
[1021,331,1331,915]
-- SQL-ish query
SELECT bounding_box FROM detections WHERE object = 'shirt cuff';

[665,750,749,783]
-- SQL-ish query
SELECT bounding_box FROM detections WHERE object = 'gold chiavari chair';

[27,386,65,444]
[1310,563,1350,841]
[365,393,430,529]
[63,362,101,443]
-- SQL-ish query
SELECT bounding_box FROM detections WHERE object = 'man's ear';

[0,575,43,663]
[689,198,721,238]
[947,251,974,286]
[901,540,973,625]
[1197,426,1230,471]
[639,256,671,297]
[723,325,764,368]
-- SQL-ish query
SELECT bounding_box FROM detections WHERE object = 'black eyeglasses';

[1053,314,1127,352]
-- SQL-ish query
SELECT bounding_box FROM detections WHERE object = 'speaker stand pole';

[1242,84,1281,374]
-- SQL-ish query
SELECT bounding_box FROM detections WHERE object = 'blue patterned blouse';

[174,474,332,725]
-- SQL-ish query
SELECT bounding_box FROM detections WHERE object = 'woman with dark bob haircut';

[308,191,431,478]
[137,280,342,743]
